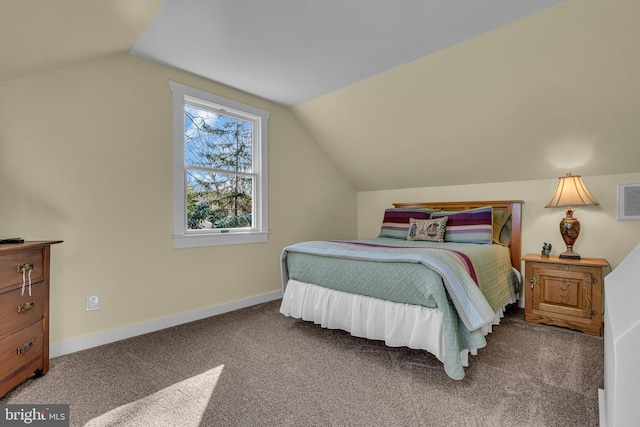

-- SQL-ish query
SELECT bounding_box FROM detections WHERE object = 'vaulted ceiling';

[3,0,639,191]
[130,0,565,107]
[292,0,640,190]
[2,0,563,106]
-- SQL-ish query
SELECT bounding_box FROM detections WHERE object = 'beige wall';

[358,173,640,270]
[0,54,357,345]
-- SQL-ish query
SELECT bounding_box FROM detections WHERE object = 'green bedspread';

[280,238,519,379]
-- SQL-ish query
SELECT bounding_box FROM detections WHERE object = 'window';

[169,81,270,248]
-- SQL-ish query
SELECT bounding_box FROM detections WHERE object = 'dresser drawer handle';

[17,263,34,273]
[17,301,36,313]
[17,340,34,355]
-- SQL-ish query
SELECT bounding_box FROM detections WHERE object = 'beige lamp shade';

[545,172,599,208]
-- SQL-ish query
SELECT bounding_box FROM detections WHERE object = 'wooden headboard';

[393,200,524,272]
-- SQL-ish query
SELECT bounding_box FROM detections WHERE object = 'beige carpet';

[1,300,603,427]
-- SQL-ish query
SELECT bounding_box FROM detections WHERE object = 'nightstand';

[522,253,608,336]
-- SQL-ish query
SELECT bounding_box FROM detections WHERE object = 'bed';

[279,200,523,380]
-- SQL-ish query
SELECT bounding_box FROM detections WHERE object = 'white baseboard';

[50,291,283,358]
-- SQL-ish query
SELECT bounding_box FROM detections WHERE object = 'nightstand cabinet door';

[523,254,606,336]
[531,265,596,320]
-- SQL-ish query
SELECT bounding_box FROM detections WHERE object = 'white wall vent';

[618,183,640,220]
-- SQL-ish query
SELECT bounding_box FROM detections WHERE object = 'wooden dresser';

[0,241,61,397]
[522,253,607,336]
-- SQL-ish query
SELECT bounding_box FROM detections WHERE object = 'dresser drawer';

[0,282,45,340]
[0,322,44,383]
[0,249,44,292]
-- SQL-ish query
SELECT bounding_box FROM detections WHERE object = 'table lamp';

[545,172,599,260]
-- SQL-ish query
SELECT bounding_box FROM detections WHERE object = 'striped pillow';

[378,208,431,239]
[431,206,493,244]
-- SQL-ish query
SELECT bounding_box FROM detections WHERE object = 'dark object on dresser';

[0,238,25,244]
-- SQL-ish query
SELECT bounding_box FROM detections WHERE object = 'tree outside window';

[184,106,254,230]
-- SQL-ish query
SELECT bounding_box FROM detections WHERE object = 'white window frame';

[169,81,270,248]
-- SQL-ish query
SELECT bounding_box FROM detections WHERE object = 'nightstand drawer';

[0,249,44,292]
[0,321,44,383]
[0,282,45,340]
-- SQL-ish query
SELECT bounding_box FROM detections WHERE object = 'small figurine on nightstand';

[541,243,552,258]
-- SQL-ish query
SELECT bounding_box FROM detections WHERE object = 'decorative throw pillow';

[378,208,431,239]
[492,210,512,246]
[431,206,493,244]
[407,217,448,242]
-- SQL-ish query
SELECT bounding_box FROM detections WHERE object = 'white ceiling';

[131,0,565,107]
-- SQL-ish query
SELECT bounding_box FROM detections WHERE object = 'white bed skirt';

[280,279,515,367]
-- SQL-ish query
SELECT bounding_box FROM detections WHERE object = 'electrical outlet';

[86,294,100,311]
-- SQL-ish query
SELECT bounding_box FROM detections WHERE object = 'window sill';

[172,231,269,248]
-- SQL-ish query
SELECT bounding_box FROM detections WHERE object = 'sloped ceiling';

[0,0,162,83]
[131,0,564,107]
[2,0,639,192]
[293,0,640,190]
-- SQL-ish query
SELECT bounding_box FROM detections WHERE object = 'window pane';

[184,105,252,172]
[186,169,253,230]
